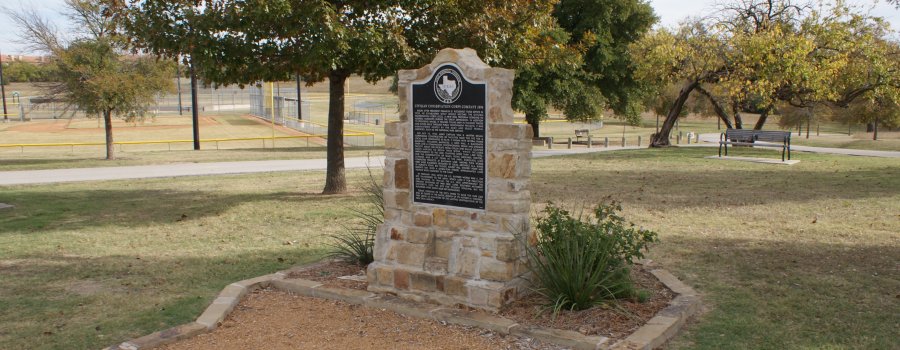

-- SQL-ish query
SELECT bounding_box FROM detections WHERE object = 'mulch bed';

[287,260,674,340]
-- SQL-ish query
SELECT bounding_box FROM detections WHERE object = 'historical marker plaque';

[411,64,487,210]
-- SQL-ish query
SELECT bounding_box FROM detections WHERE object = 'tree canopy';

[632,0,900,146]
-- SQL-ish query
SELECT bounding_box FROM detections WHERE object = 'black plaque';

[411,64,487,210]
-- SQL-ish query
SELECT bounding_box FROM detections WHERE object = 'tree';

[554,0,657,122]
[58,40,173,159]
[118,0,580,193]
[512,0,658,138]
[4,0,173,160]
[634,0,899,147]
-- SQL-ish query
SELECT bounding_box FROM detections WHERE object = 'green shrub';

[324,166,382,265]
[523,202,658,314]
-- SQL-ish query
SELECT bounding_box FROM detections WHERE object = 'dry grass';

[1,148,897,349]
[530,148,899,349]
[0,169,377,349]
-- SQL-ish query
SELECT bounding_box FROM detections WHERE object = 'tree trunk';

[525,113,541,138]
[104,110,115,160]
[753,105,772,130]
[695,85,734,129]
[323,71,348,194]
[731,102,744,129]
[806,115,810,139]
[873,115,879,141]
[650,80,699,147]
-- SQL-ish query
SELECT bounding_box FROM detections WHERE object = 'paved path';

[697,133,900,158]
[1,140,895,186]
[0,157,387,186]
[0,146,641,186]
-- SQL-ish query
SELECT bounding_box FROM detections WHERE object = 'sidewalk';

[0,146,640,186]
[2,140,895,186]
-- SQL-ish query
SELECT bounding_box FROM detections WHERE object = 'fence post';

[567,137,572,149]
[587,135,592,148]
[677,133,682,144]
[604,137,609,148]
[638,136,642,147]
[547,137,553,149]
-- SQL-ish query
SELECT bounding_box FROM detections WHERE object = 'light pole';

[190,59,200,150]
[176,60,183,116]
[296,73,303,120]
[0,51,7,121]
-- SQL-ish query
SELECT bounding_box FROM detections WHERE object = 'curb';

[103,262,700,350]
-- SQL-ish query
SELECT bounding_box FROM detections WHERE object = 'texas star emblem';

[433,68,462,103]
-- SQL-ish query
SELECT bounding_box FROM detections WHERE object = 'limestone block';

[434,238,452,260]
[406,227,433,244]
[394,159,410,189]
[495,237,519,262]
[444,276,468,297]
[385,136,402,150]
[488,153,517,179]
[393,268,410,290]
[424,257,449,275]
[432,208,447,226]
[398,70,417,82]
[393,242,427,267]
[451,247,480,278]
[413,213,432,227]
[394,191,410,210]
[410,271,437,292]
[490,124,522,140]
[390,227,404,240]
[480,258,514,282]
[385,121,401,137]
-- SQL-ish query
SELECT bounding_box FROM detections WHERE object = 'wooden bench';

[719,129,792,161]
[574,129,590,142]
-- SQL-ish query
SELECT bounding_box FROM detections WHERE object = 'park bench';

[574,129,590,142]
[719,129,792,161]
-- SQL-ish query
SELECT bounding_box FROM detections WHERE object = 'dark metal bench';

[719,129,792,161]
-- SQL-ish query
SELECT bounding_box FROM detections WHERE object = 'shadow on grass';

[0,188,359,233]
[0,248,331,350]
[661,236,899,349]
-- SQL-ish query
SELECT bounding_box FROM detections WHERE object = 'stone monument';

[367,48,533,311]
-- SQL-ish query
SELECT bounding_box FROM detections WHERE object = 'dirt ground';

[159,289,561,350]
[159,261,672,349]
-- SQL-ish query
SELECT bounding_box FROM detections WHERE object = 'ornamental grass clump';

[324,166,382,265]
[524,202,658,314]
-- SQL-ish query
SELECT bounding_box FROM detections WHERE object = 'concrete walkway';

[1,139,895,186]
[0,146,641,186]
[697,133,900,158]
[0,157,386,186]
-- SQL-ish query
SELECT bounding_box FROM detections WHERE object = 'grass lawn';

[0,170,378,349]
[531,148,899,349]
[1,146,897,349]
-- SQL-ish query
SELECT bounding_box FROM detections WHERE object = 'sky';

[0,0,898,55]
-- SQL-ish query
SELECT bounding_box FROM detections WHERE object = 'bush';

[523,202,658,314]
[324,165,382,265]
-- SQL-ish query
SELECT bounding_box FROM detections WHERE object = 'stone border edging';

[103,261,699,350]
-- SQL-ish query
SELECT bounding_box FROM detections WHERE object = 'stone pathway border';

[103,260,700,350]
